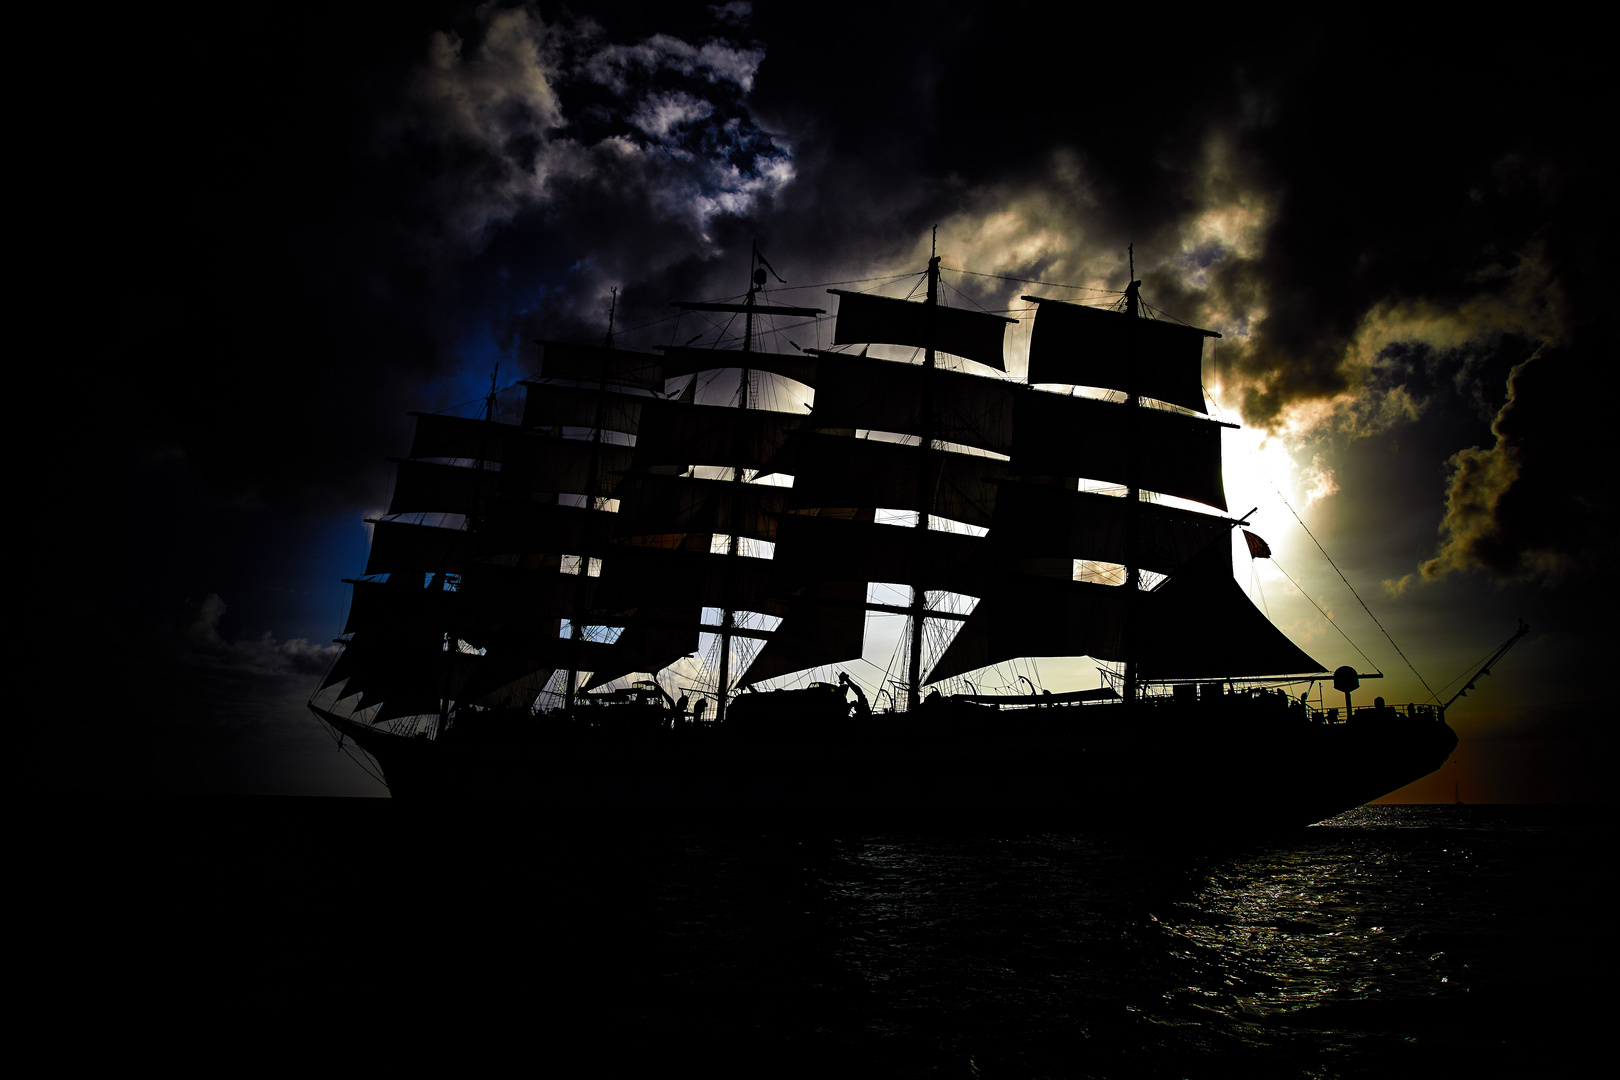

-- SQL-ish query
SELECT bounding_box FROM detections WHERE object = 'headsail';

[1135,541,1326,680]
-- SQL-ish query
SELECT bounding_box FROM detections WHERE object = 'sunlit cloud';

[1382,574,1415,596]
[1301,455,1339,507]
[1176,132,1274,290]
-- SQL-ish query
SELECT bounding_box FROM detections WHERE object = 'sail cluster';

[325,284,1323,725]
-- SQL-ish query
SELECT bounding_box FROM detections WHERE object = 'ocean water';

[78,801,1601,1076]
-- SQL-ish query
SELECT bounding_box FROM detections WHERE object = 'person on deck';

[839,673,871,720]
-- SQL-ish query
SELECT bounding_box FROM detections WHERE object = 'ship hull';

[313,695,1458,831]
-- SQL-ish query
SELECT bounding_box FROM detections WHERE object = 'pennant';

[1242,530,1272,559]
[756,248,784,283]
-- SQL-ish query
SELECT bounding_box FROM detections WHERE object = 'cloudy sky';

[65,4,1607,801]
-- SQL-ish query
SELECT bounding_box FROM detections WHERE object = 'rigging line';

[937,274,1014,317]
[943,266,1117,294]
[1269,478,1442,703]
[339,739,388,786]
[571,276,832,353]
[806,271,924,290]
[1269,558,1381,672]
[1434,643,1507,697]
[1134,300,1207,329]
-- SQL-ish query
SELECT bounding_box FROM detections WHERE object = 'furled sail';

[1023,296,1218,414]
[830,290,1015,370]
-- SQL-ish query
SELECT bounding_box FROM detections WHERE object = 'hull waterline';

[311,695,1457,831]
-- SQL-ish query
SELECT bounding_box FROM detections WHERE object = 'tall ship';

[309,245,1512,828]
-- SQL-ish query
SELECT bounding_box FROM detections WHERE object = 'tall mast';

[562,291,620,714]
[672,245,821,723]
[713,251,763,726]
[437,361,503,736]
[908,238,941,711]
[1121,245,1142,708]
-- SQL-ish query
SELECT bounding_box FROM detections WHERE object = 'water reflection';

[632,807,1591,1075]
[79,799,1595,1077]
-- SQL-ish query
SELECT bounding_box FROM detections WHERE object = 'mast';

[671,245,822,723]
[563,290,619,714]
[434,360,503,736]
[1121,247,1142,708]
[908,244,941,711]
[809,253,1013,703]
[964,272,1322,691]
[714,255,760,726]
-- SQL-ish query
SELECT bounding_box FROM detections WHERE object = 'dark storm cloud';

[86,3,1601,509]
[734,10,1596,444]
[67,3,808,689]
[396,5,800,360]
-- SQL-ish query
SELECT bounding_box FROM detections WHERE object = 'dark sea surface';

[73,801,1602,1076]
